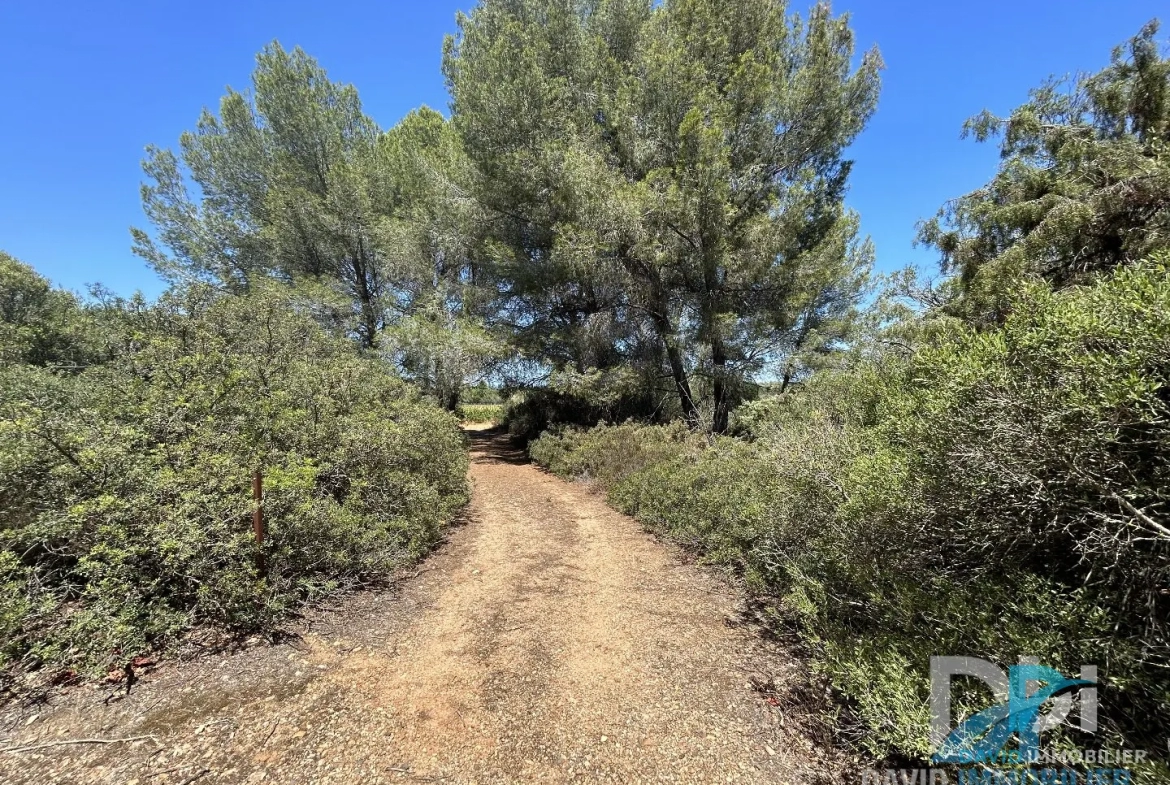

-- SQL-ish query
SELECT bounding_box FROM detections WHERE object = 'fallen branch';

[0,734,157,753]
[1112,492,1170,540]
[179,769,210,785]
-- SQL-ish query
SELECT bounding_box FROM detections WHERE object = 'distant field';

[459,403,503,423]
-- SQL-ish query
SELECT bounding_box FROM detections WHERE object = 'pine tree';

[133,43,389,347]
[444,0,881,431]
[918,21,1170,325]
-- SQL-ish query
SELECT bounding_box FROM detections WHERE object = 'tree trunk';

[650,303,699,429]
[710,336,730,434]
[665,336,700,429]
[779,362,795,394]
[351,237,379,350]
[702,249,730,434]
[617,248,701,428]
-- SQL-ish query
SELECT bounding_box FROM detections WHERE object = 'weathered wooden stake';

[253,469,266,577]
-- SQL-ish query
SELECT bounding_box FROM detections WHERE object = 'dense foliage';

[532,257,1170,770]
[918,21,1170,325]
[0,260,467,685]
[135,47,495,407]
[132,0,885,427]
[532,22,1170,778]
[446,0,880,432]
[0,251,100,369]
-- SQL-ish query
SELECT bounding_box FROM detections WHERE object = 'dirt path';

[0,428,823,784]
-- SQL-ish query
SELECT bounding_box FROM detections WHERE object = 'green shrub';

[530,258,1170,775]
[457,403,503,423]
[529,421,693,487]
[460,384,502,405]
[0,252,99,368]
[502,368,673,444]
[0,283,469,684]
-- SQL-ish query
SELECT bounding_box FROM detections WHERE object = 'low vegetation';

[0,258,468,687]
[532,258,1170,770]
[457,403,504,424]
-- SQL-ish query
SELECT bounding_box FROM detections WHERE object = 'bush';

[0,251,98,368]
[460,384,502,405]
[457,403,503,423]
[529,420,693,487]
[530,258,1170,776]
[0,282,469,685]
[501,367,673,444]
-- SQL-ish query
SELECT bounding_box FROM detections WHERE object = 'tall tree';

[378,107,504,409]
[380,107,483,315]
[444,0,881,431]
[918,21,1170,325]
[133,43,391,347]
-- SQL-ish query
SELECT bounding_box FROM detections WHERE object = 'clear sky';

[0,1,1163,298]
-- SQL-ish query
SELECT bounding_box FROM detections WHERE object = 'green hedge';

[0,282,468,685]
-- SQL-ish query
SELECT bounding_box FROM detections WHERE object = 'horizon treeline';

[129,0,884,434]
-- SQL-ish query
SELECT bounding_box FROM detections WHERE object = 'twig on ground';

[179,769,210,785]
[387,766,440,782]
[148,764,188,778]
[0,734,158,753]
[150,767,187,781]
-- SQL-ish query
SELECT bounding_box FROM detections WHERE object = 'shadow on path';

[465,426,530,465]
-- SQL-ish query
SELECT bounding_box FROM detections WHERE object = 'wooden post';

[253,469,266,577]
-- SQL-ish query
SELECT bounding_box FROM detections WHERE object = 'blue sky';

[0,1,1163,298]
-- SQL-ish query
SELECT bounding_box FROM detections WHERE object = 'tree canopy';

[132,5,883,429]
[444,0,881,431]
[0,252,94,368]
[918,21,1170,324]
[134,45,496,400]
